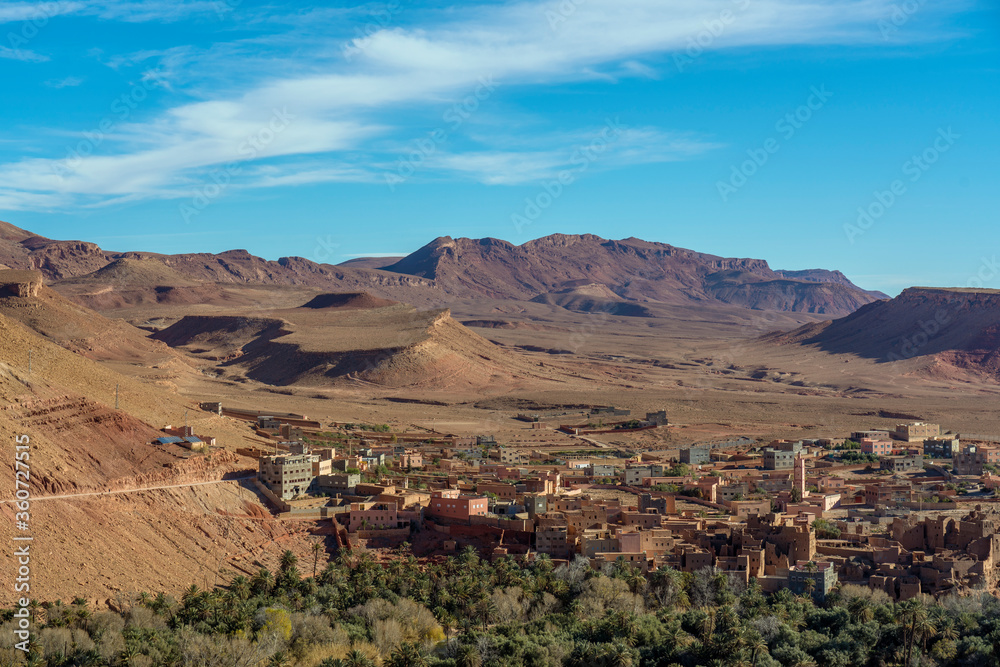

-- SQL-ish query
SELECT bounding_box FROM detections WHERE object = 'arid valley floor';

[4,222,1000,606]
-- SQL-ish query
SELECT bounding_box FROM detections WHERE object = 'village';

[155,402,1000,604]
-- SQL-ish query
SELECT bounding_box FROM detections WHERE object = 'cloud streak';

[0,0,974,211]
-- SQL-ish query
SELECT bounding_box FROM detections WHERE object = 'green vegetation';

[840,451,879,464]
[614,420,645,430]
[834,439,860,450]
[343,424,392,433]
[665,464,691,477]
[812,518,841,540]
[8,548,1000,667]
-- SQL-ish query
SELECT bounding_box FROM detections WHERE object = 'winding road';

[1,474,256,504]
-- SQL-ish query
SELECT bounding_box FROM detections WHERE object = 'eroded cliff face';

[0,269,43,297]
[380,234,881,314]
[3,219,882,316]
[769,287,1000,378]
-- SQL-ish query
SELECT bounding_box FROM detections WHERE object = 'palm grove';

[3,546,1000,666]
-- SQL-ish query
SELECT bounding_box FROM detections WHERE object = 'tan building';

[893,422,940,442]
[954,445,1000,475]
[258,451,319,500]
[536,526,573,559]
[864,483,915,507]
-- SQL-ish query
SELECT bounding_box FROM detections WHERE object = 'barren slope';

[152,296,560,390]
[0,310,329,605]
[0,275,181,364]
[739,287,1000,388]
[380,234,884,314]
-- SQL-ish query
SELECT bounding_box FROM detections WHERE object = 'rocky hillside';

[0,271,183,364]
[0,220,435,297]
[152,296,558,390]
[765,287,1000,377]
[380,234,885,315]
[0,310,325,605]
[3,221,882,317]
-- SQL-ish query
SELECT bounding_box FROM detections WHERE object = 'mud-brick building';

[258,451,319,499]
[788,560,837,598]
[426,489,488,521]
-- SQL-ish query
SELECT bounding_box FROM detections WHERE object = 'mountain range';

[1,221,885,317]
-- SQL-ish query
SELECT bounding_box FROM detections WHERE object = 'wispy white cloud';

[0,0,974,211]
[0,46,49,62]
[426,127,722,185]
[45,76,86,88]
[87,0,232,23]
[0,0,232,26]
[0,2,84,24]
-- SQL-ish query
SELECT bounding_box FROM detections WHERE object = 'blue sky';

[0,0,997,295]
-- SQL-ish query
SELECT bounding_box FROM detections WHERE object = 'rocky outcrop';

[0,269,43,297]
[1,219,881,316]
[380,234,882,314]
[765,287,1000,377]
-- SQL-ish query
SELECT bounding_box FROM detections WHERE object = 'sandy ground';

[6,282,1000,605]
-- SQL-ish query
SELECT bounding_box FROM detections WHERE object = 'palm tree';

[603,641,635,667]
[279,550,298,573]
[150,592,170,615]
[749,633,768,666]
[386,643,428,667]
[915,614,938,655]
[182,584,200,603]
[475,597,497,631]
[344,649,375,667]
[251,568,274,596]
[269,651,291,667]
[897,598,930,667]
[230,575,250,601]
[311,540,324,578]
[434,606,456,640]
[456,644,482,667]
[848,596,874,623]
